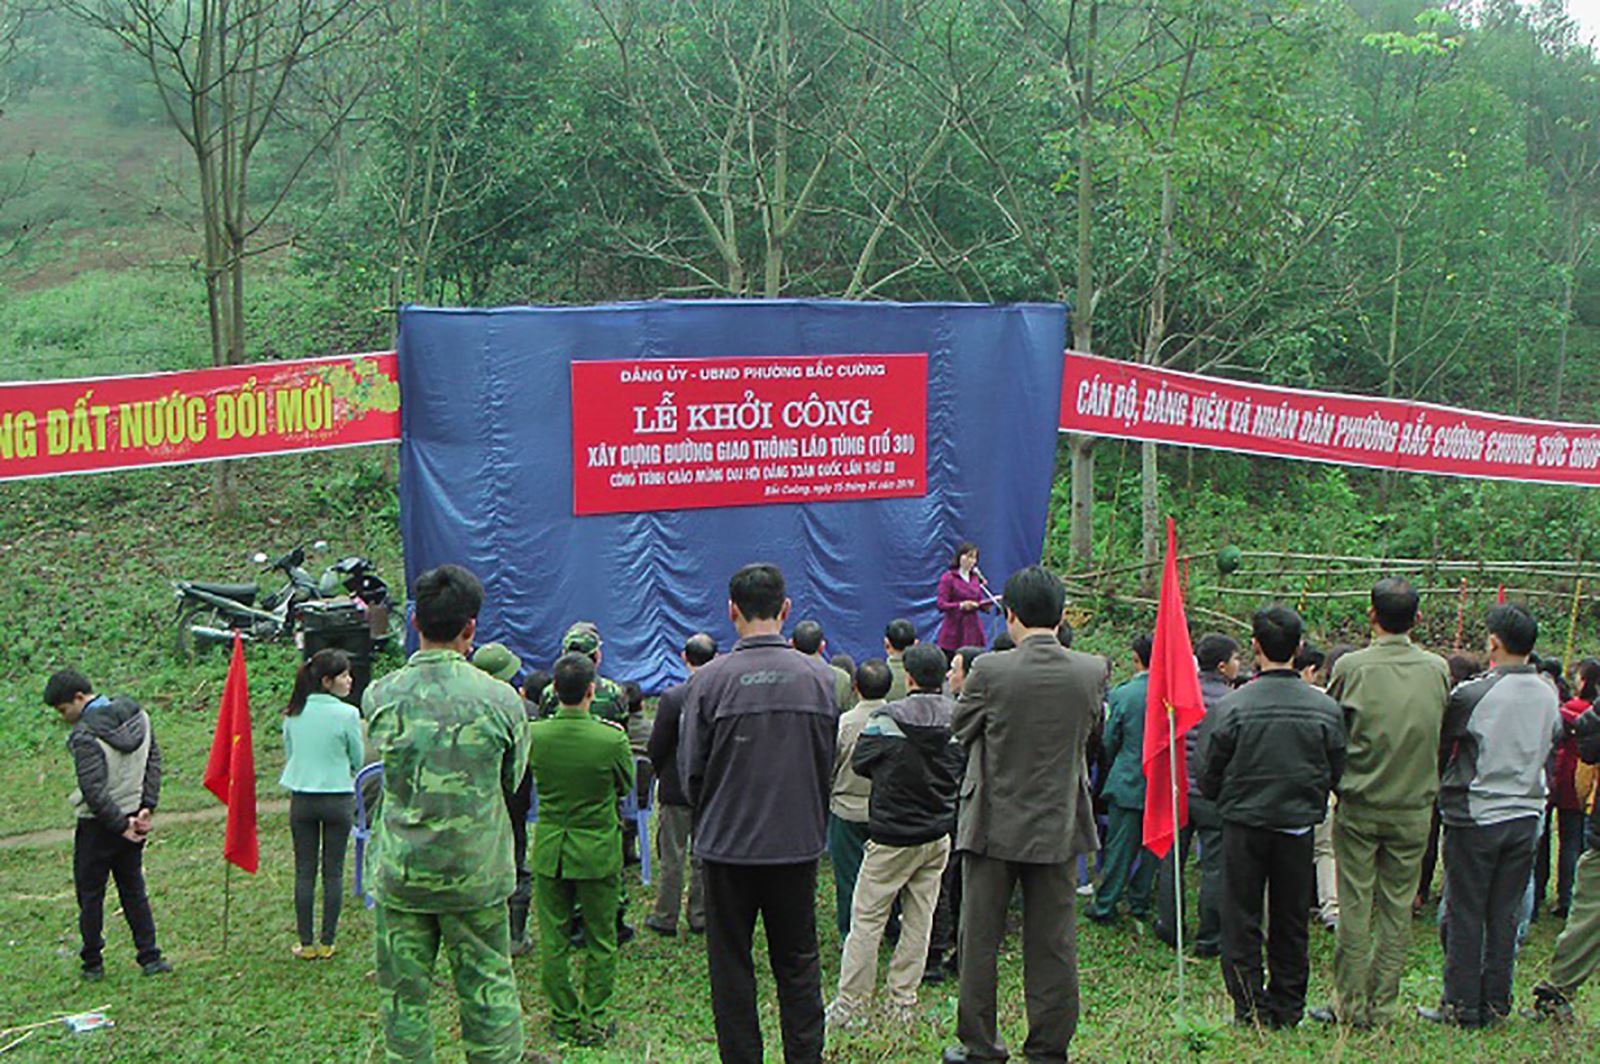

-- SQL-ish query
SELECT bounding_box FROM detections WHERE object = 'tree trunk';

[1554,206,1579,414]
[1068,434,1096,568]
[1385,226,1404,399]
[1140,439,1159,590]
[1139,163,1176,594]
[1067,0,1098,571]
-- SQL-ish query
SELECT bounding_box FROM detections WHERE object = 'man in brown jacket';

[944,566,1104,1064]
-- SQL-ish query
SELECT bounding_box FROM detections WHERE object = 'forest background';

[0,0,1597,806]
[1,0,1599,812]
[0,2,1599,1058]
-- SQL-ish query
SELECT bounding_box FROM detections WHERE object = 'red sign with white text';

[1060,351,1600,486]
[0,353,400,481]
[571,354,928,515]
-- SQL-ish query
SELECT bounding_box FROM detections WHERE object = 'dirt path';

[0,799,291,850]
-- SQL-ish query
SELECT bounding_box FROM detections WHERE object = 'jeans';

[290,791,354,946]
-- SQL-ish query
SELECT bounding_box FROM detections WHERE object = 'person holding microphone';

[936,542,991,664]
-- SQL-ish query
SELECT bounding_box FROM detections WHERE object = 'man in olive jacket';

[1087,634,1155,923]
[530,652,635,1046]
[944,566,1103,1064]
[1202,605,1346,1030]
[1311,578,1450,1029]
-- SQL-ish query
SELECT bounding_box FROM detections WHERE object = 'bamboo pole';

[0,1004,111,1040]
[1191,585,1575,602]
[1565,579,1585,669]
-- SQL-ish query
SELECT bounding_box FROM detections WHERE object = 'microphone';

[972,565,986,584]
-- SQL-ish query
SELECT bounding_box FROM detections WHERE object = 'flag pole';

[222,863,232,954]
[1168,701,1185,1019]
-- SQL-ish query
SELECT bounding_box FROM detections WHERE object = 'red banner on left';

[0,352,400,481]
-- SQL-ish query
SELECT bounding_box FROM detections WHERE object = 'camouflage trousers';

[375,903,523,1064]
[535,873,620,1039]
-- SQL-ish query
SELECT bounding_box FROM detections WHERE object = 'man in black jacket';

[826,644,963,1029]
[680,564,836,1064]
[44,668,172,980]
[1154,632,1239,957]
[644,633,715,937]
[1201,607,1345,1028]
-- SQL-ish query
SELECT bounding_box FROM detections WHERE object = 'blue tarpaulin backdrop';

[396,300,1066,692]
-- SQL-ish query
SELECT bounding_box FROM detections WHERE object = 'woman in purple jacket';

[935,541,991,662]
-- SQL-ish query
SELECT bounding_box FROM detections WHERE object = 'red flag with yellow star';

[203,633,258,873]
[1141,517,1205,859]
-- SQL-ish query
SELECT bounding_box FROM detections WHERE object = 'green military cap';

[471,642,523,682]
[562,622,601,655]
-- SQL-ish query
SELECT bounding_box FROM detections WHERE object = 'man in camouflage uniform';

[530,652,635,1045]
[538,622,628,724]
[363,565,529,1064]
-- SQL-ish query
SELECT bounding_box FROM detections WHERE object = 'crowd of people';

[39,553,1600,1062]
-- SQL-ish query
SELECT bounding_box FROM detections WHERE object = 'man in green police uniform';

[538,620,636,943]
[363,564,529,1064]
[1087,635,1156,923]
[538,622,628,724]
[531,652,636,1046]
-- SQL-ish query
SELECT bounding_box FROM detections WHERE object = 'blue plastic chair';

[620,757,654,885]
[352,762,384,909]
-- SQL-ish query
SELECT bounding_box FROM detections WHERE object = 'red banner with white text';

[1059,351,1600,486]
[571,354,928,515]
[0,353,400,481]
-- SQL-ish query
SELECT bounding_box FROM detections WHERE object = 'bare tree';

[64,0,374,368]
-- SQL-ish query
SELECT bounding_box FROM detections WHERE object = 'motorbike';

[172,542,397,661]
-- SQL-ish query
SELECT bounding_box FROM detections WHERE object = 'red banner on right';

[1060,352,1600,486]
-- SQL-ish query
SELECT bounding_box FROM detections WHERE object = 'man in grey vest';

[45,669,171,980]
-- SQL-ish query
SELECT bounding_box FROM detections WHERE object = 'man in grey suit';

[943,566,1104,1064]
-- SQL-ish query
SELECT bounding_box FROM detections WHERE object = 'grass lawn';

[0,811,1592,1062]
[0,447,1593,1062]
[0,451,405,840]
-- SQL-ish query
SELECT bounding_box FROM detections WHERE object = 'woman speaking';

[935,541,991,661]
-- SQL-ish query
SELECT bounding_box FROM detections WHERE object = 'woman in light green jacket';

[281,648,364,959]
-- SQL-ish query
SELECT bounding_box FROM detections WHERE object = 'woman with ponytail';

[280,648,363,959]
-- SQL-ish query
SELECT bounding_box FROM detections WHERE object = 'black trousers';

[1441,817,1539,1025]
[74,818,161,970]
[506,771,533,940]
[1219,822,1314,1027]
[702,859,823,1064]
[289,791,354,947]
[1534,806,1586,914]
[1154,797,1224,952]
[1417,803,1443,901]
[928,841,962,962]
